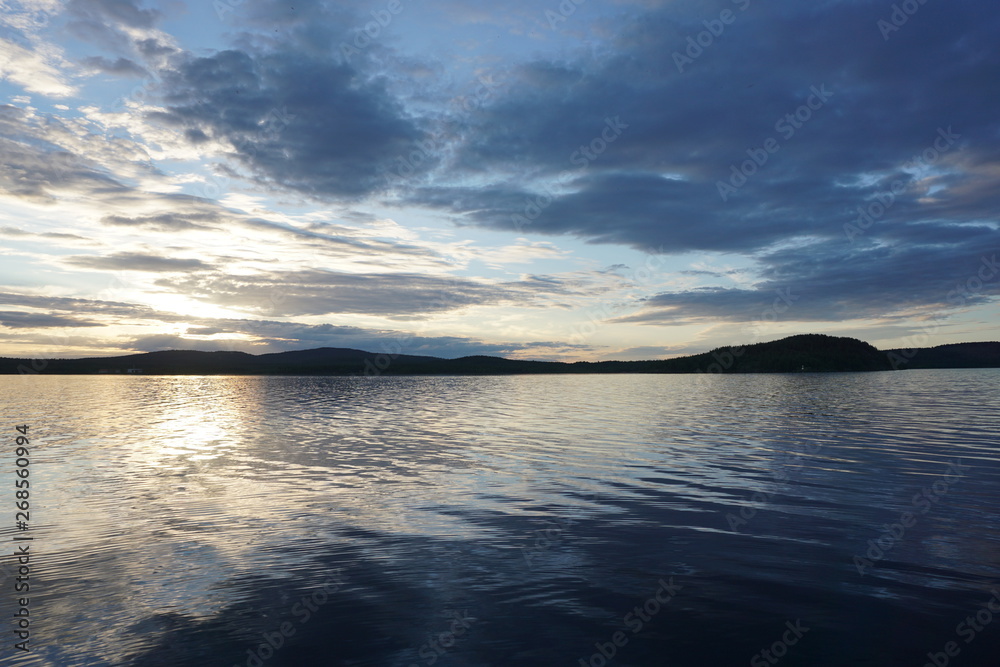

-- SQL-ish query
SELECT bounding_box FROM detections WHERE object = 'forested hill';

[884,341,1000,369]
[651,334,894,373]
[1,335,998,375]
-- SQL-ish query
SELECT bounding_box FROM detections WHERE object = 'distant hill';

[2,335,999,375]
[650,334,895,373]
[885,341,1000,369]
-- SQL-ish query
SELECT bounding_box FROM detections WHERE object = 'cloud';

[68,0,161,30]
[0,100,453,285]
[65,0,163,52]
[0,37,75,97]
[144,47,426,199]
[0,290,182,320]
[63,252,214,272]
[382,0,1000,331]
[0,104,148,203]
[134,37,177,59]
[0,288,583,358]
[125,318,567,358]
[0,226,89,241]
[0,311,103,328]
[159,268,569,318]
[618,235,1000,326]
[125,333,244,352]
[80,55,148,77]
[402,3,994,244]
[100,213,214,232]
[184,326,228,336]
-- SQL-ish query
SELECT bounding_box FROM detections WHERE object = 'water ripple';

[0,371,997,666]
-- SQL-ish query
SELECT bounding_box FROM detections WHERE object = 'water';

[1,371,999,666]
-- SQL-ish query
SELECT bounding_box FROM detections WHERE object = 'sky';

[0,0,998,361]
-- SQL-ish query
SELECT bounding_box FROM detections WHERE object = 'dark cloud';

[0,291,184,320]
[385,0,1000,329]
[0,226,89,241]
[0,136,122,203]
[66,0,163,53]
[0,311,103,328]
[80,55,149,77]
[64,252,213,272]
[68,0,161,29]
[159,268,568,318]
[410,0,1000,253]
[236,216,445,260]
[618,235,1000,326]
[0,105,134,203]
[184,326,229,336]
[146,47,426,199]
[680,268,748,278]
[135,38,177,58]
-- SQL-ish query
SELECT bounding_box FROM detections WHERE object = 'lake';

[2,371,999,666]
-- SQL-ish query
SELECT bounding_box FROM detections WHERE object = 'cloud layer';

[0,0,997,358]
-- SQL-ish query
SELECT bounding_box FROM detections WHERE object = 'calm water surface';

[1,371,999,666]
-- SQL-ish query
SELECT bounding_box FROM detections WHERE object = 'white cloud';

[0,36,75,97]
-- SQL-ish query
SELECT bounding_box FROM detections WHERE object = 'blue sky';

[0,0,998,360]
